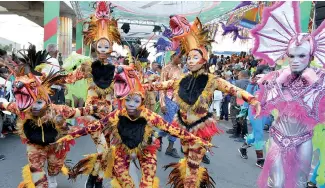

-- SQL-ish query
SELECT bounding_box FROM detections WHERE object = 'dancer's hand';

[161,106,167,114]
[254,101,261,119]
[55,135,74,144]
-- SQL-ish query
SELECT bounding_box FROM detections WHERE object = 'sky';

[0,15,44,50]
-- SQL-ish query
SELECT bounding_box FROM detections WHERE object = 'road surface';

[0,120,263,188]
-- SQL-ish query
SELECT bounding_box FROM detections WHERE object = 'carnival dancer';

[144,15,260,188]
[238,65,271,168]
[250,2,325,187]
[0,48,103,188]
[55,64,212,188]
[63,2,121,187]
[157,51,183,158]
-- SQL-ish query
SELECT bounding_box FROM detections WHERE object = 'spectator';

[208,54,217,65]
[42,44,64,104]
[209,89,223,119]
[220,71,233,121]
[232,70,251,142]
[58,53,63,67]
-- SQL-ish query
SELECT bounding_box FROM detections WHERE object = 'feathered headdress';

[169,15,213,61]
[251,1,325,67]
[83,1,121,47]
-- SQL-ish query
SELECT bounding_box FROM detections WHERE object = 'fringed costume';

[55,65,211,188]
[0,46,101,188]
[250,2,325,187]
[144,15,260,187]
[62,2,122,186]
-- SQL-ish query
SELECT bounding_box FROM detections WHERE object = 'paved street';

[0,120,264,188]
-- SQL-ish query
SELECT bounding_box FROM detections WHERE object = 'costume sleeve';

[64,67,88,84]
[56,110,118,143]
[142,79,175,91]
[50,104,100,119]
[214,77,259,106]
[147,109,211,147]
[0,101,20,115]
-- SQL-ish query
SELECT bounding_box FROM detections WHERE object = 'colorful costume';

[55,64,211,188]
[63,2,121,186]
[250,2,325,187]
[0,48,100,188]
[144,15,260,187]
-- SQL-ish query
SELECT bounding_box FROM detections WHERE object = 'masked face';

[187,50,205,72]
[96,38,111,59]
[288,41,311,74]
[31,99,47,117]
[125,94,142,117]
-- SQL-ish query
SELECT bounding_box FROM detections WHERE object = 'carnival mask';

[288,40,312,74]
[96,38,111,59]
[14,75,39,111]
[169,15,190,37]
[125,94,142,117]
[114,65,144,99]
[187,49,205,72]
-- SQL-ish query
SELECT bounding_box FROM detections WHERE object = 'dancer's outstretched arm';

[55,110,118,143]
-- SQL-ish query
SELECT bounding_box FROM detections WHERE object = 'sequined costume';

[250,2,325,187]
[143,15,259,188]
[55,65,211,188]
[0,47,100,188]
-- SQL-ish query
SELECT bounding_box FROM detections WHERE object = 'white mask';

[288,40,311,73]
[96,38,111,54]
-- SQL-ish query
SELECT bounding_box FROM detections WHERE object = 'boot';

[85,174,97,188]
[48,176,57,188]
[255,150,264,168]
[306,181,317,188]
[238,143,250,159]
[165,141,180,158]
[157,137,162,151]
[94,180,103,188]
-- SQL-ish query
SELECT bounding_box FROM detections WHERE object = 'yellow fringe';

[195,167,207,187]
[61,165,69,176]
[82,153,99,175]
[111,177,122,188]
[152,177,160,188]
[104,146,116,178]
[19,164,35,188]
[178,158,187,180]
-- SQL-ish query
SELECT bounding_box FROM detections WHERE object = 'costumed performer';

[144,15,260,188]
[55,63,212,188]
[238,65,271,169]
[0,48,103,188]
[250,1,325,187]
[63,2,121,187]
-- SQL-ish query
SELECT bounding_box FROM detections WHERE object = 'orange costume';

[56,64,212,188]
[62,2,121,186]
[0,47,100,188]
[143,15,260,187]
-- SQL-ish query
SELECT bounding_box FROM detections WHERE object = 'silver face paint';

[125,94,142,116]
[288,41,311,74]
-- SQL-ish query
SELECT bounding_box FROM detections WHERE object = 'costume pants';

[26,143,67,188]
